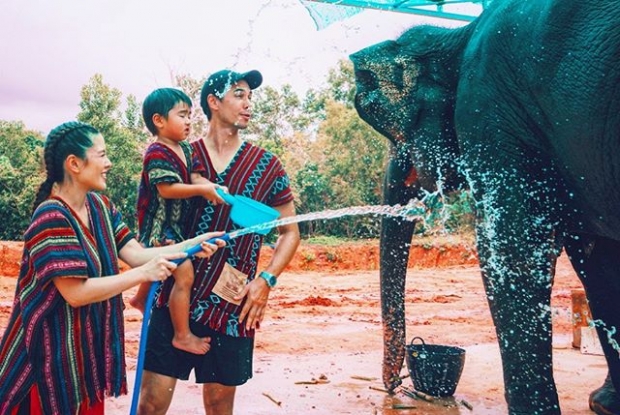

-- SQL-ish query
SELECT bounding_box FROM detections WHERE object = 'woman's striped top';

[0,193,134,414]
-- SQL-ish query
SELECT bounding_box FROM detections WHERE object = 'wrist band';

[258,270,277,288]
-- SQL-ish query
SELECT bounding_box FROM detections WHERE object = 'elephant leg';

[380,156,418,392]
[477,229,561,414]
[565,235,620,415]
[469,162,564,414]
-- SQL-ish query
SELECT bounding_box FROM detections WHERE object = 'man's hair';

[200,70,262,120]
[142,88,192,135]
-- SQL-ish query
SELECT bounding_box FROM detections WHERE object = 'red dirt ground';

[0,238,605,414]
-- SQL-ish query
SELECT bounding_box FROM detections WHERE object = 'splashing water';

[590,319,620,356]
[227,199,431,239]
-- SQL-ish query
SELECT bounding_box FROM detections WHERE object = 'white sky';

[0,0,469,134]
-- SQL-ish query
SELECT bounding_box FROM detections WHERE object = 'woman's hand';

[139,253,186,282]
[53,251,187,308]
[185,231,227,259]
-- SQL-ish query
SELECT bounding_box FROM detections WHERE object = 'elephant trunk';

[380,215,415,391]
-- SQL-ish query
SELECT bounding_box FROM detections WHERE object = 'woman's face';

[79,134,112,191]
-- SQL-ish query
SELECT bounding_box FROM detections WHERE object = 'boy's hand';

[202,183,228,205]
[191,174,228,205]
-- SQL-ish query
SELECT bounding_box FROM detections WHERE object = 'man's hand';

[235,277,271,330]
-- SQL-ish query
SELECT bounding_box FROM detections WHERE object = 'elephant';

[350,1,620,414]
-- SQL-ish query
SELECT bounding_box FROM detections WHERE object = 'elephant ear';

[352,24,471,188]
[351,38,423,145]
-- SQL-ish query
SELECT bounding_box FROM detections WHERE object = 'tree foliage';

[305,100,388,237]
[0,121,45,239]
[249,84,305,157]
[326,59,357,108]
[77,74,150,229]
[2,60,473,240]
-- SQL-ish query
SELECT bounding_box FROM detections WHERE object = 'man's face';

[215,79,253,129]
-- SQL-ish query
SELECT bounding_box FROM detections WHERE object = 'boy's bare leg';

[170,261,210,354]
[129,282,151,313]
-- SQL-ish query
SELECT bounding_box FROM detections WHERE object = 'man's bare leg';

[203,383,236,415]
[137,370,177,415]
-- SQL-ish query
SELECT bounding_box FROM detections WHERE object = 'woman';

[0,121,224,415]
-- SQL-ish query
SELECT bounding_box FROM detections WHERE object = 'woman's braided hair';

[32,121,99,214]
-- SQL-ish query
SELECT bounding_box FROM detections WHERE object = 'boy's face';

[158,102,191,142]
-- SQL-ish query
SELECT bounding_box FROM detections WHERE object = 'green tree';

[310,100,388,237]
[293,162,333,235]
[326,59,357,108]
[285,59,388,238]
[249,84,306,157]
[173,73,209,141]
[78,74,121,132]
[77,74,149,229]
[123,94,144,133]
[0,121,45,239]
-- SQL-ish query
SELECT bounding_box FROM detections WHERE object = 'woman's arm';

[53,232,226,307]
[119,232,225,268]
[53,251,182,307]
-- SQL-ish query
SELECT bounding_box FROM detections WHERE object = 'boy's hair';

[142,88,192,135]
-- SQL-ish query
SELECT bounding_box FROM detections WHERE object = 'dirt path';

[0,240,606,414]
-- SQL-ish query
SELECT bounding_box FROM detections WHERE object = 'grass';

[302,231,476,247]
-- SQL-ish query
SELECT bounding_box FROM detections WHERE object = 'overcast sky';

[0,0,468,134]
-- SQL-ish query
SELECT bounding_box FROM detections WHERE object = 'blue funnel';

[216,188,280,235]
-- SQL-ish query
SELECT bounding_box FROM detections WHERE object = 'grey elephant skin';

[350,1,620,414]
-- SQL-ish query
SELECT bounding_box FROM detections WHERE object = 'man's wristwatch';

[258,271,277,288]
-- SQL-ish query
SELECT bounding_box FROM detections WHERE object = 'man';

[137,69,300,415]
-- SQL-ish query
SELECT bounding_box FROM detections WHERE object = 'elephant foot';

[589,374,620,415]
[505,380,560,415]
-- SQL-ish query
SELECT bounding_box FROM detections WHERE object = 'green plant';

[325,250,339,262]
[301,251,316,263]
[0,121,44,240]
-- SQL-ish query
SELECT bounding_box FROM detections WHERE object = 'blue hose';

[129,280,160,415]
[129,235,231,415]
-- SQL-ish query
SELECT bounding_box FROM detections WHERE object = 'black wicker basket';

[405,337,466,397]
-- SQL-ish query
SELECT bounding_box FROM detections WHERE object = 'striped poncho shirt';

[137,140,205,246]
[154,140,294,338]
[0,193,134,415]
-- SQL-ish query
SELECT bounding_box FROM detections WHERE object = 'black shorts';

[144,307,254,386]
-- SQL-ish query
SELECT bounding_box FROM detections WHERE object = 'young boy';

[131,87,224,354]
